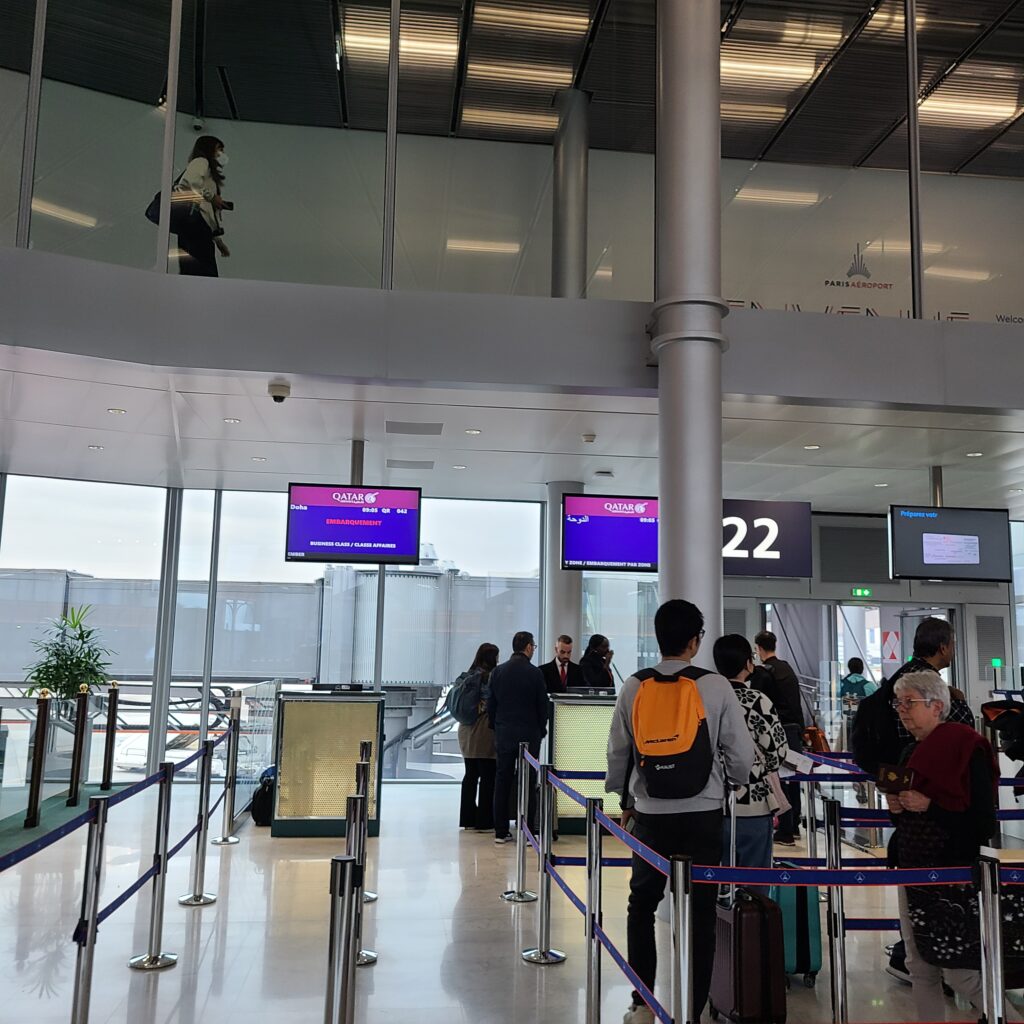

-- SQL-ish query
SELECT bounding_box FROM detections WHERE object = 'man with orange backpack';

[605,599,756,1024]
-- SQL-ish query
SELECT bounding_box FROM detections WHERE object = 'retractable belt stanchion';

[345,793,377,967]
[502,742,537,903]
[824,797,848,1024]
[100,681,119,791]
[129,762,178,970]
[977,847,1007,1024]
[66,685,91,808]
[24,690,50,828]
[211,697,241,846]
[803,779,818,861]
[70,795,109,1024]
[355,756,377,904]
[324,854,359,1024]
[671,855,695,1024]
[585,796,603,1024]
[522,763,566,965]
[179,739,217,907]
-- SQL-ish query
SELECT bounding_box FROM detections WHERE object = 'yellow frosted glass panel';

[551,701,620,819]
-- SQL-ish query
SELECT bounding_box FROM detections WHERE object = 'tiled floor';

[0,781,1007,1023]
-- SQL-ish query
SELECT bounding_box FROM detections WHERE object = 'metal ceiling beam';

[572,0,615,90]
[757,0,886,161]
[720,0,748,40]
[193,0,207,118]
[854,0,1024,167]
[954,105,1024,173]
[449,0,475,135]
[331,0,349,127]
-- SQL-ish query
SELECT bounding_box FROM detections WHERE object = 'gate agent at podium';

[606,600,755,1024]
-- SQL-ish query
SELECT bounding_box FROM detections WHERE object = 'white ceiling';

[3,344,1024,515]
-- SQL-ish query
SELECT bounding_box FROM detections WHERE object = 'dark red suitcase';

[708,889,788,1023]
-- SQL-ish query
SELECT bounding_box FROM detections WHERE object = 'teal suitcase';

[769,875,822,988]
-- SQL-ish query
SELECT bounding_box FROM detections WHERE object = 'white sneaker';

[623,1003,655,1024]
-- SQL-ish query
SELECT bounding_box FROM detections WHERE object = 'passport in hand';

[876,763,914,794]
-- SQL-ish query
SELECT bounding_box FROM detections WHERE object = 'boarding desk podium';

[272,691,385,837]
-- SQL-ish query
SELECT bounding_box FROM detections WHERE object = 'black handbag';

[145,172,194,234]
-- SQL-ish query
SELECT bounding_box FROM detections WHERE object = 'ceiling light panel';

[733,186,821,207]
[466,61,573,89]
[31,198,98,229]
[460,107,559,133]
[924,266,992,282]
[446,238,521,254]
[472,4,590,37]
[343,7,459,69]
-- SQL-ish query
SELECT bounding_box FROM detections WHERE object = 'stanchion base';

[501,889,538,904]
[364,891,378,903]
[128,953,178,971]
[211,836,239,846]
[178,892,217,907]
[357,950,378,967]
[522,947,566,965]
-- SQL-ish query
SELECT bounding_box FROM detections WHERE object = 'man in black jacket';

[539,634,585,694]
[850,615,975,985]
[488,630,549,843]
[753,630,806,845]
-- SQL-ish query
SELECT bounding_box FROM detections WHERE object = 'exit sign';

[992,658,1004,669]
[850,587,873,598]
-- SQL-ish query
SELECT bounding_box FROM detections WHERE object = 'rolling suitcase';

[769,871,822,988]
[708,791,787,1023]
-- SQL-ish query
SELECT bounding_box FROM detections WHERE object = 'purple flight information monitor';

[286,485,421,565]
[562,494,658,572]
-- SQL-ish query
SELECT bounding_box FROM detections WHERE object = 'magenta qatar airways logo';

[332,491,378,504]
[604,501,648,515]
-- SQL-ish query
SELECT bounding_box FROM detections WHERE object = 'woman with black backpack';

[458,643,499,831]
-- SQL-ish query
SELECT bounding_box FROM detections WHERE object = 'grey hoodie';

[604,659,757,815]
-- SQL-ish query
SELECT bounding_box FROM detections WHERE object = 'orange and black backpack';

[629,666,714,799]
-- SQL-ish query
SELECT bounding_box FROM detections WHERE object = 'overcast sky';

[0,477,541,581]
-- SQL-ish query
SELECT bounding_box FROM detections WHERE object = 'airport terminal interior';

[3,0,1024,1021]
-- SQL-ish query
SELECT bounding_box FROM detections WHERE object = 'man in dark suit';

[539,634,584,693]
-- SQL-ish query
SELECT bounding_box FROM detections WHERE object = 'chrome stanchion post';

[670,855,694,1024]
[522,764,566,964]
[977,848,1006,1024]
[804,779,818,862]
[100,681,119,792]
[824,798,848,1024]
[129,762,178,970]
[355,759,377,904]
[70,796,109,1024]
[585,797,603,1024]
[345,794,377,967]
[179,739,217,906]
[324,854,359,1024]
[502,742,537,903]
[211,698,241,846]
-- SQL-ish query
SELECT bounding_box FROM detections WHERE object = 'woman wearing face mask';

[175,135,231,277]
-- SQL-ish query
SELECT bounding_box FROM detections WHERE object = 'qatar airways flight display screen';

[286,485,422,565]
[562,495,658,572]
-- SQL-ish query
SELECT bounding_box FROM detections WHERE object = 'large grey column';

[929,465,944,507]
[651,0,727,642]
[551,89,589,299]
[544,481,583,654]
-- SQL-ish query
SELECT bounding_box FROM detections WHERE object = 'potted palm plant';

[25,605,112,781]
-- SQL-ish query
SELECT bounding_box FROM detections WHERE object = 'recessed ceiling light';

[966,452,984,458]
[106,408,126,415]
[1012,489,1024,495]
[874,482,889,488]
[87,445,104,452]
[464,428,482,436]
[803,444,821,451]
[251,456,267,462]
[452,464,467,470]
[224,417,241,424]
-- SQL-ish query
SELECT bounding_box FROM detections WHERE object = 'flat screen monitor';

[562,494,658,572]
[286,484,422,565]
[888,505,1011,582]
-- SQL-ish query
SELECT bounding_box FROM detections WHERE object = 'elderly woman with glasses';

[884,671,1013,1020]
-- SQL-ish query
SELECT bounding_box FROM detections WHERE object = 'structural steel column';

[552,89,589,299]
[904,0,924,319]
[929,465,944,507]
[147,488,184,774]
[198,489,222,747]
[651,0,727,641]
[544,481,583,654]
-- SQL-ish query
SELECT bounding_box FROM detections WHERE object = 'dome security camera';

[268,380,291,404]
[192,117,205,132]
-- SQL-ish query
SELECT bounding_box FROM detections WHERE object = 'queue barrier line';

[175,746,206,773]
[524,823,541,856]
[76,864,160,940]
[209,788,227,817]
[546,861,586,916]
[548,771,589,810]
[690,864,972,887]
[555,770,605,780]
[593,922,673,1024]
[845,918,901,931]
[594,808,671,877]
[552,855,633,869]
[168,821,202,862]
[105,769,165,808]
[0,805,97,874]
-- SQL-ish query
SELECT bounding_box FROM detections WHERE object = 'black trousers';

[459,758,496,829]
[627,809,723,1019]
[493,741,539,839]
[177,216,218,277]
